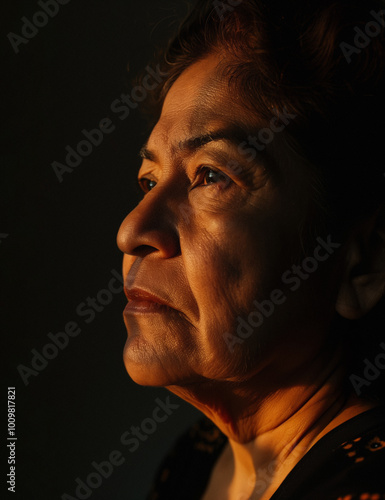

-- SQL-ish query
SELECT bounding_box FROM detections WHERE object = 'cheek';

[182,201,293,308]
[179,212,278,373]
[177,193,311,376]
[182,217,246,310]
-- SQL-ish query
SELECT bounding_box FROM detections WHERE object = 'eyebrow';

[139,125,266,163]
[178,126,249,153]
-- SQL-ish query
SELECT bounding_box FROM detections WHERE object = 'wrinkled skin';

[117,54,338,392]
[117,54,376,500]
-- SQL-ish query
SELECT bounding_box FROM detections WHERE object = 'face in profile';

[117,53,342,390]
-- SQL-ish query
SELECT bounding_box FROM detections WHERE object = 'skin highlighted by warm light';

[116,6,385,494]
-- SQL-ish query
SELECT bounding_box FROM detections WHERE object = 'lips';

[124,287,173,314]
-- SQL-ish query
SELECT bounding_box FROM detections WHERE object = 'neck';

[168,345,376,498]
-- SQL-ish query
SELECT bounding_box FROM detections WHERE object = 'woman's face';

[117,54,340,388]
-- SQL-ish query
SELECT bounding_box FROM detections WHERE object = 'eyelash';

[139,166,232,194]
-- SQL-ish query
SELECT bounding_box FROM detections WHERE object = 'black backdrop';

[2,1,201,499]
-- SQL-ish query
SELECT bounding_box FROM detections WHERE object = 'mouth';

[124,287,173,314]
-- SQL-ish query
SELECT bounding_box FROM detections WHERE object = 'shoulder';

[273,406,385,500]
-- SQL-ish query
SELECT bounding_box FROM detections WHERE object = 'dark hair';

[142,0,385,399]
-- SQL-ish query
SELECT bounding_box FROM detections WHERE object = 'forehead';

[147,54,261,150]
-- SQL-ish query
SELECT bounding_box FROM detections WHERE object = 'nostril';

[132,245,158,257]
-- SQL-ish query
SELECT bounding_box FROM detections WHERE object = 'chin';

[123,363,165,387]
[122,338,195,387]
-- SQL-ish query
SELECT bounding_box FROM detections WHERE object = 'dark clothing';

[147,407,385,499]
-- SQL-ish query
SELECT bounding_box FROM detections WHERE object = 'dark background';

[2,1,201,499]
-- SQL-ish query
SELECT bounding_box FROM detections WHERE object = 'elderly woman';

[117,0,385,498]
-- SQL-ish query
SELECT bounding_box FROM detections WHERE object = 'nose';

[116,190,181,259]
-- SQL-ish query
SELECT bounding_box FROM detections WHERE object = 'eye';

[199,167,231,188]
[139,178,157,193]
